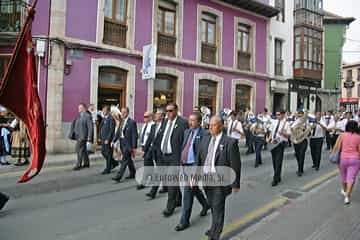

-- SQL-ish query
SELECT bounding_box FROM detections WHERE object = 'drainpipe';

[43,0,52,125]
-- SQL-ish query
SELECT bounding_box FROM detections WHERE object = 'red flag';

[0,6,46,183]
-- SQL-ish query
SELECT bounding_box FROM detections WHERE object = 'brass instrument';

[290,112,316,144]
[267,119,287,150]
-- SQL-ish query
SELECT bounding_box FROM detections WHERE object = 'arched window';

[153,74,177,110]
[199,79,217,113]
[98,67,127,108]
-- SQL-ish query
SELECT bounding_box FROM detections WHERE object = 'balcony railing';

[157,32,176,57]
[201,43,217,65]
[0,0,27,32]
[103,19,127,48]
[238,51,251,71]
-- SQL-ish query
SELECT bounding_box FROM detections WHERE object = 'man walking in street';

[161,103,188,217]
[137,111,154,190]
[309,112,327,171]
[69,103,94,171]
[99,105,117,174]
[112,107,138,182]
[195,116,241,240]
[175,112,210,231]
[145,109,168,199]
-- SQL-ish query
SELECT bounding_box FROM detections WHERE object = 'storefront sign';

[142,44,157,80]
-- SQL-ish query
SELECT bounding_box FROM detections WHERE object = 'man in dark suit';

[112,107,138,182]
[145,110,168,199]
[195,116,241,240]
[69,103,94,170]
[175,112,210,231]
[99,105,117,174]
[161,102,188,217]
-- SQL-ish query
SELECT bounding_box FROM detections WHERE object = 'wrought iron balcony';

[0,0,28,33]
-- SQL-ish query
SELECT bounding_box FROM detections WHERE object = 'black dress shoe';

[175,223,189,231]
[111,162,119,169]
[112,175,122,182]
[137,184,146,190]
[205,229,212,236]
[271,181,279,187]
[254,164,259,168]
[146,192,156,199]
[200,205,210,217]
[162,209,174,217]
[159,188,168,194]
[101,170,111,175]
[315,167,319,171]
[73,166,81,171]
[176,201,182,208]
[312,165,316,169]
[296,171,303,177]
[83,164,90,168]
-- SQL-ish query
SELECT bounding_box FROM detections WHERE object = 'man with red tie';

[175,112,210,231]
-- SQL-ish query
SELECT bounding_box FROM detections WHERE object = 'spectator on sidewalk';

[111,106,122,162]
[11,119,30,166]
[69,103,94,171]
[99,105,117,175]
[334,120,360,205]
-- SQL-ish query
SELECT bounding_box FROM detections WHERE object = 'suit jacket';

[69,112,94,142]
[196,134,241,195]
[181,127,209,163]
[113,117,138,153]
[99,115,115,143]
[161,117,189,165]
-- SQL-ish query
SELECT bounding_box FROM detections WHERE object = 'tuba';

[290,112,316,144]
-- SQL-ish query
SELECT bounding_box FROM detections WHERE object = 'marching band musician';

[286,111,295,147]
[244,106,255,154]
[291,109,308,177]
[227,111,244,141]
[309,112,327,171]
[250,115,267,168]
[328,113,345,149]
[267,110,291,187]
[323,111,334,150]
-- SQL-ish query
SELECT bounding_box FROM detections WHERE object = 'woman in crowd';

[111,106,122,161]
[11,119,30,166]
[333,120,360,204]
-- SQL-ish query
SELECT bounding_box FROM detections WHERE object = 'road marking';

[0,162,104,178]
[301,168,338,192]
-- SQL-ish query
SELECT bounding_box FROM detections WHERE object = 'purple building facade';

[0,0,278,153]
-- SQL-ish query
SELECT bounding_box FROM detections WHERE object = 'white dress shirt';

[161,117,177,154]
[310,119,326,138]
[204,132,223,174]
[120,117,129,138]
[140,121,154,146]
[271,119,290,142]
[229,120,243,140]
[328,120,345,135]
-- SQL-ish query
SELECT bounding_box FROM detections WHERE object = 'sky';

[324,0,360,64]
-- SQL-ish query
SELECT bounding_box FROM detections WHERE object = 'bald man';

[195,116,241,240]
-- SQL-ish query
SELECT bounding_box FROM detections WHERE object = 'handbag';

[329,148,341,164]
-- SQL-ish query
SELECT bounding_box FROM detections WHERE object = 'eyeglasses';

[166,109,174,113]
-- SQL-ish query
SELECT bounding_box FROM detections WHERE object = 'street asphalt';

[1,146,358,240]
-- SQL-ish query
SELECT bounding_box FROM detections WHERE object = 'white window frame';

[231,79,256,112]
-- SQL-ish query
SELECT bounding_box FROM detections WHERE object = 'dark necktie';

[312,125,316,136]
[229,121,234,135]
[141,124,148,145]
[181,130,194,164]
[273,120,281,141]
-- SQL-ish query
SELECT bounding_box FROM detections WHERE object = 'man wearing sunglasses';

[161,102,189,217]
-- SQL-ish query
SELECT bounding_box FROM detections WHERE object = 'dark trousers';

[310,138,324,169]
[325,131,331,149]
[76,140,89,167]
[271,142,286,182]
[163,154,182,212]
[148,150,167,196]
[204,187,227,240]
[117,150,136,178]
[139,150,155,185]
[180,185,208,225]
[253,136,265,167]
[294,139,308,173]
[245,129,254,153]
[330,134,339,149]
[0,192,9,210]
[101,143,115,172]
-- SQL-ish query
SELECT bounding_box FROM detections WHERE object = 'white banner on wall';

[142,44,157,80]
